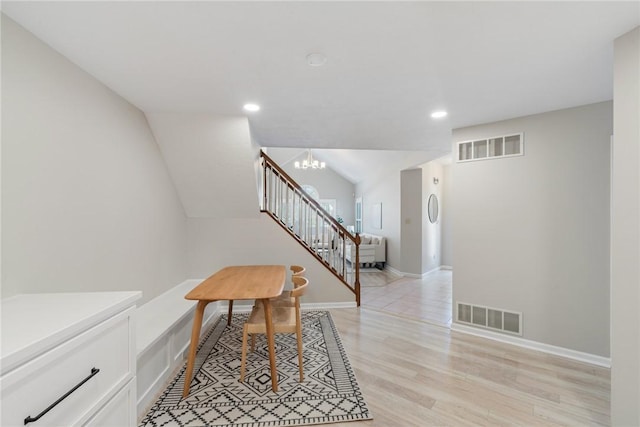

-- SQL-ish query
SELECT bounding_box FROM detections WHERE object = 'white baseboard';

[216,301,357,311]
[402,272,423,278]
[421,267,442,278]
[451,322,611,368]
[302,301,358,309]
[385,265,451,278]
[384,265,407,277]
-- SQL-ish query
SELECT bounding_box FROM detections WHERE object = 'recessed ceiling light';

[306,53,327,67]
[431,110,448,119]
[243,103,260,112]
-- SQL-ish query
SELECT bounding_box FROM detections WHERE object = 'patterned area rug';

[140,311,372,427]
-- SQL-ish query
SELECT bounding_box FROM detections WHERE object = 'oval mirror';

[428,194,439,223]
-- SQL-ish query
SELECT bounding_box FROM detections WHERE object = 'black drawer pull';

[24,367,100,425]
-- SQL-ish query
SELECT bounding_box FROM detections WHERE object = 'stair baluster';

[260,150,361,306]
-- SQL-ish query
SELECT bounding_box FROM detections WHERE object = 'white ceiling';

[2,1,638,182]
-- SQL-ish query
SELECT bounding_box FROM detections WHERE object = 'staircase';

[260,151,362,305]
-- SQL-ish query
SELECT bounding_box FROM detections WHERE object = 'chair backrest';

[290,276,309,299]
[290,265,306,277]
[290,265,306,288]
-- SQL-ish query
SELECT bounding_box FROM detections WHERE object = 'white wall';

[188,216,355,304]
[1,16,188,303]
[400,169,422,275]
[356,158,450,276]
[452,101,612,357]
[145,113,260,219]
[280,160,355,226]
[355,169,401,271]
[398,161,445,276]
[441,164,453,267]
[611,26,640,426]
[143,114,355,305]
[421,161,443,273]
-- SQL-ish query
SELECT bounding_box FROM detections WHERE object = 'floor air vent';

[456,302,522,335]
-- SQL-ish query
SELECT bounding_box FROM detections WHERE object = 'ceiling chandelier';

[295,149,326,170]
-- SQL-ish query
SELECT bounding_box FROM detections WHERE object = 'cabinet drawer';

[1,308,134,427]
[84,379,135,427]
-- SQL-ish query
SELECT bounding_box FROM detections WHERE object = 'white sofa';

[344,233,386,268]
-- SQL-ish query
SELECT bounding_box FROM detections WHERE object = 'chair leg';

[296,323,304,382]
[240,325,248,382]
[250,334,255,352]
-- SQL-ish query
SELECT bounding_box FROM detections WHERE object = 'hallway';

[359,269,452,327]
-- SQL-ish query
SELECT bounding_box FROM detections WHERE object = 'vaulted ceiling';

[3,1,638,182]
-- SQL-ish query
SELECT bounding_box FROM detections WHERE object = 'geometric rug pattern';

[139,311,372,426]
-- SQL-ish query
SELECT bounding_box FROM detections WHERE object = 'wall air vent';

[456,302,522,336]
[457,133,523,162]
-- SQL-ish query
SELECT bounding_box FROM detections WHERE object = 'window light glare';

[431,110,447,119]
[243,103,260,112]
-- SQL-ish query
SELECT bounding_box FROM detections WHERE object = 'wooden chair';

[227,265,305,326]
[290,264,305,277]
[271,265,306,307]
[240,276,308,383]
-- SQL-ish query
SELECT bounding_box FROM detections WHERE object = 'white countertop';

[1,291,142,375]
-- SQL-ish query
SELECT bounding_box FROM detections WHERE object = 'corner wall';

[399,161,445,276]
[145,113,260,219]
[611,26,640,425]
[1,16,188,303]
[400,169,422,275]
[441,164,453,267]
[452,101,612,357]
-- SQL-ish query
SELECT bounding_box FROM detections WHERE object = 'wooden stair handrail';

[261,151,358,245]
[260,150,361,306]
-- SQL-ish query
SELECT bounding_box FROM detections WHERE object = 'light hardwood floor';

[327,272,610,426]
[360,269,452,326]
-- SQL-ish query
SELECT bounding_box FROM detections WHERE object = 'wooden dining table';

[182,265,286,396]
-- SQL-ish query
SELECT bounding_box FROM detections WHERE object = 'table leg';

[261,298,278,392]
[227,300,233,326]
[182,300,208,397]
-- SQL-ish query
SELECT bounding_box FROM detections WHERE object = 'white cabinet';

[1,292,141,427]
[85,380,136,426]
